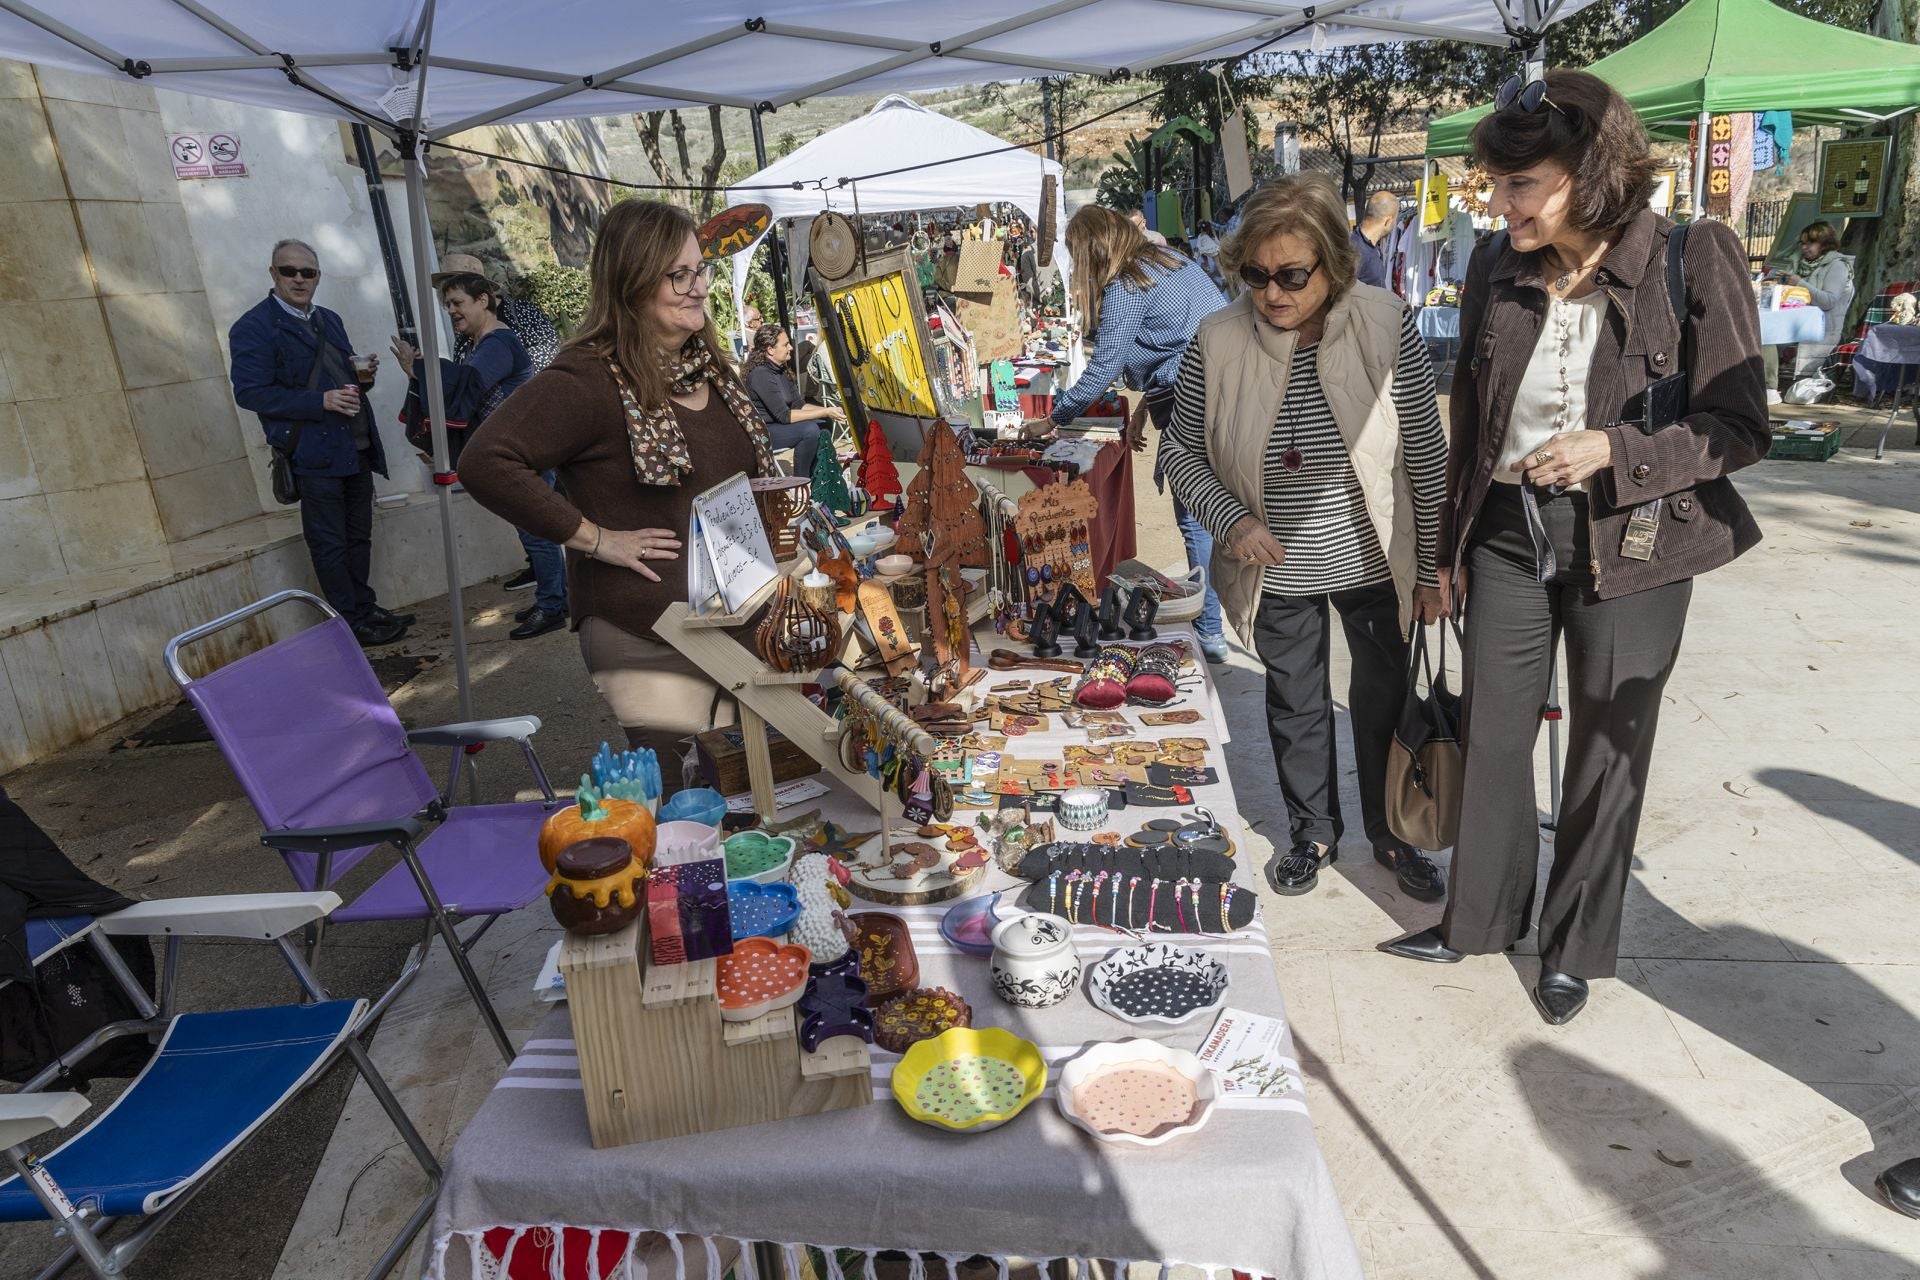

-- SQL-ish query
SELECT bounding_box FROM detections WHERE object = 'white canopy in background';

[0,0,1587,720]
[726,95,1069,329]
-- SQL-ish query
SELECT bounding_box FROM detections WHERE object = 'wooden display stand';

[560,911,870,1150]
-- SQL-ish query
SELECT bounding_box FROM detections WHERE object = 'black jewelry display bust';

[1051,585,1099,658]
[1095,585,1127,641]
[1123,586,1159,641]
[1029,600,1062,658]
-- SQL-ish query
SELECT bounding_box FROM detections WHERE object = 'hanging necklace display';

[1012,478,1099,610]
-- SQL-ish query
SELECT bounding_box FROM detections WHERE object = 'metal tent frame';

[0,0,1577,717]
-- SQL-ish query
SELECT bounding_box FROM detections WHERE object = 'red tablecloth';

[975,438,1136,585]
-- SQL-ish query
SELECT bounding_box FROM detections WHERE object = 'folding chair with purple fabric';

[163,590,560,1062]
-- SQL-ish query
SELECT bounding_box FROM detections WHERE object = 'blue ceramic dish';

[660,787,727,829]
[728,880,802,940]
[939,892,1002,957]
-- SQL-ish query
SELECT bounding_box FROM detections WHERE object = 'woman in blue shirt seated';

[740,324,845,480]
[392,271,566,638]
[1038,206,1230,660]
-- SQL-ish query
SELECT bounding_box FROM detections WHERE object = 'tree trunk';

[670,109,694,184]
[696,105,729,221]
[635,111,679,199]
[1844,0,1920,328]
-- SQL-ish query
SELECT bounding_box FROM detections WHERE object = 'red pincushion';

[1123,671,1177,705]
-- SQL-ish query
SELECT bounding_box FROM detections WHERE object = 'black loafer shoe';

[1875,1157,1920,1219]
[1264,841,1335,896]
[1375,844,1446,901]
[370,606,415,628]
[1381,926,1465,963]
[503,567,537,591]
[352,615,406,648]
[1532,965,1589,1025]
[515,602,541,623]
[510,607,567,640]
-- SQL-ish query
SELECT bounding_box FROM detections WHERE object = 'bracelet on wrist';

[590,526,602,562]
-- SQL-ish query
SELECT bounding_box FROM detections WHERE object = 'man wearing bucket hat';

[430,253,564,615]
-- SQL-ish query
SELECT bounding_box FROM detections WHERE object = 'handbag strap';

[1667,222,1691,381]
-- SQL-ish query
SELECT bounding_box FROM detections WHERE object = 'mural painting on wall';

[342,119,617,281]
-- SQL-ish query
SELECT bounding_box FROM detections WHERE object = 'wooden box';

[559,913,870,1149]
[695,724,822,796]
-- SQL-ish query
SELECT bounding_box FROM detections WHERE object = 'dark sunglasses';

[1496,71,1564,117]
[1238,260,1319,293]
[275,265,320,280]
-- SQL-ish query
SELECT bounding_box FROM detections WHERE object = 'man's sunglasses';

[1496,71,1564,117]
[275,265,320,280]
[1238,260,1319,293]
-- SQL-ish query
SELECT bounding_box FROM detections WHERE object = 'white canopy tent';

[0,0,1590,717]
[725,94,1070,336]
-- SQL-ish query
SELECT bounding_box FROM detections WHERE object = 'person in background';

[459,200,775,785]
[1192,219,1225,288]
[1128,207,1170,246]
[228,238,411,648]
[740,324,845,480]
[1381,69,1768,1027]
[1350,190,1399,289]
[435,252,561,599]
[1160,175,1448,905]
[1781,220,1855,377]
[390,271,559,639]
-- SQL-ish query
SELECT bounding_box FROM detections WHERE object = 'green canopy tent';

[1426,0,1920,211]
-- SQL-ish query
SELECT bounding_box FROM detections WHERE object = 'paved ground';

[6,407,1920,1279]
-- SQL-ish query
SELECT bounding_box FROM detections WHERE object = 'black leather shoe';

[352,615,406,648]
[503,567,537,591]
[370,606,415,628]
[515,602,541,622]
[1875,1157,1920,1219]
[1532,965,1589,1025]
[1380,926,1465,963]
[1375,844,1446,901]
[510,607,567,640]
[1264,841,1335,896]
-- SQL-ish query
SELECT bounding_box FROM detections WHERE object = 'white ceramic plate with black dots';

[1086,943,1230,1025]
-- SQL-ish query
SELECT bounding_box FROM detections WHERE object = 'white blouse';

[1495,292,1607,485]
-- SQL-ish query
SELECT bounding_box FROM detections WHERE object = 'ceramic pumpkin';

[539,791,656,873]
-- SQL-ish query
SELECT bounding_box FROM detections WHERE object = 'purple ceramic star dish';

[798,952,874,1052]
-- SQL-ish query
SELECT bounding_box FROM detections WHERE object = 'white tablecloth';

[1757,306,1827,347]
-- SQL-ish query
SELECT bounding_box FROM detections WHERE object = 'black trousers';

[1439,484,1692,978]
[296,457,379,626]
[1249,580,1409,852]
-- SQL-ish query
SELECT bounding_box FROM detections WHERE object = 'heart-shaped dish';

[727,880,801,940]
[715,937,812,1022]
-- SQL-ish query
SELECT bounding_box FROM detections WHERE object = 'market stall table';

[1757,305,1827,348]
[426,623,1361,1280]
[1852,323,1920,458]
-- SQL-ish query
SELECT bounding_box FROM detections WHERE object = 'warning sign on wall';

[170,133,247,180]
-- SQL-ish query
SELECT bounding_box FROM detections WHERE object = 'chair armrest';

[97,892,345,941]
[261,817,424,853]
[407,716,542,746]
[0,1093,88,1150]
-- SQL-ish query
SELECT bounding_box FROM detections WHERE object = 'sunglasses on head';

[1238,260,1319,293]
[1496,71,1564,117]
[275,265,320,280]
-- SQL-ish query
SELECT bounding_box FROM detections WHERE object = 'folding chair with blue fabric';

[164,590,560,1062]
[0,893,439,1280]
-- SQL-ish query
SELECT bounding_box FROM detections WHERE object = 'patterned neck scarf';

[607,334,773,487]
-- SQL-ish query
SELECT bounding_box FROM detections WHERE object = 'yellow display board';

[827,269,940,419]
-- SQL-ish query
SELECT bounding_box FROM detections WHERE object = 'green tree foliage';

[511,262,591,336]
[972,76,1101,170]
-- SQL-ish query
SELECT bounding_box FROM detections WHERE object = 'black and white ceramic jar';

[989,911,1080,1009]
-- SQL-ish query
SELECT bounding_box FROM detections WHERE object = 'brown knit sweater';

[459,348,761,638]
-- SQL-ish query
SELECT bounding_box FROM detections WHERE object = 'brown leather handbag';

[1386,621,1464,851]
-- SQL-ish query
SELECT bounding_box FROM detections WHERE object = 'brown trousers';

[577,616,735,791]
[1439,485,1692,979]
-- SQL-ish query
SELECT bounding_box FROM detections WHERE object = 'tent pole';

[351,124,417,338]
[750,109,793,330]
[1692,109,1710,220]
[401,139,475,722]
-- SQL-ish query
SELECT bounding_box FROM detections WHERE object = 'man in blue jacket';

[229,238,410,646]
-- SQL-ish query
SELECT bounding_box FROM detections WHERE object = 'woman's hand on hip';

[1225,515,1287,567]
[1412,584,1446,626]
[1436,565,1466,616]
[1513,429,1612,489]
[592,527,681,583]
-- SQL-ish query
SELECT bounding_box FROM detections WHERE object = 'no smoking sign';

[169,132,248,180]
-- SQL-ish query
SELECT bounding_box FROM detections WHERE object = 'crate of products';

[1768,419,1842,461]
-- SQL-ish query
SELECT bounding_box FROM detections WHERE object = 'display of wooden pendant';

[750,475,812,561]
[1029,600,1062,659]
[1096,585,1127,641]
[1052,584,1099,658]
[755,574,841,675]
[1125,584,1160,641]
[894,423,985,568]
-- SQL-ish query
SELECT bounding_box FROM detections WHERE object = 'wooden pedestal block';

[560,917,871,1149]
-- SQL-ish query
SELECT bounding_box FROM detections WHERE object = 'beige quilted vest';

[1198,284,1418,645]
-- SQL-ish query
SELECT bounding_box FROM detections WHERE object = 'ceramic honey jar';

[989,911,1079,1009]
[546,837,646,935]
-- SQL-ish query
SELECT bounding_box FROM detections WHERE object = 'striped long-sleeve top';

[1050,258,1227,423]
[1159,307,1447,596]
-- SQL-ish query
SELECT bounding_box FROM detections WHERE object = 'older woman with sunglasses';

[461,200,774,787]
[1381,70,1767,1027]
[1161,174,1448,903]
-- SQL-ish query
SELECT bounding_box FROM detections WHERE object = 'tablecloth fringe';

[428,1227,1260,1280]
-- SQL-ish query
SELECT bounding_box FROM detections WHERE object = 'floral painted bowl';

[727,880,802,940]
[891,1026,1047,1134]
[724,831,797,885]
[715,937,812,1022]
[1086,943,1230,1025]
[1056,1039,1218,1147]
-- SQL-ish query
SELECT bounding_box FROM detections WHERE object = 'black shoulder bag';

[267,340,326,506]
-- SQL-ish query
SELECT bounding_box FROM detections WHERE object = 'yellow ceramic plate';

[891,1027,1048,1133]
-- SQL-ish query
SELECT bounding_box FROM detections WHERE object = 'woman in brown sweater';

[461,200,773,782]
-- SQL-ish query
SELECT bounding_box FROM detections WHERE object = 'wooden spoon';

[988,649,1086,674]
